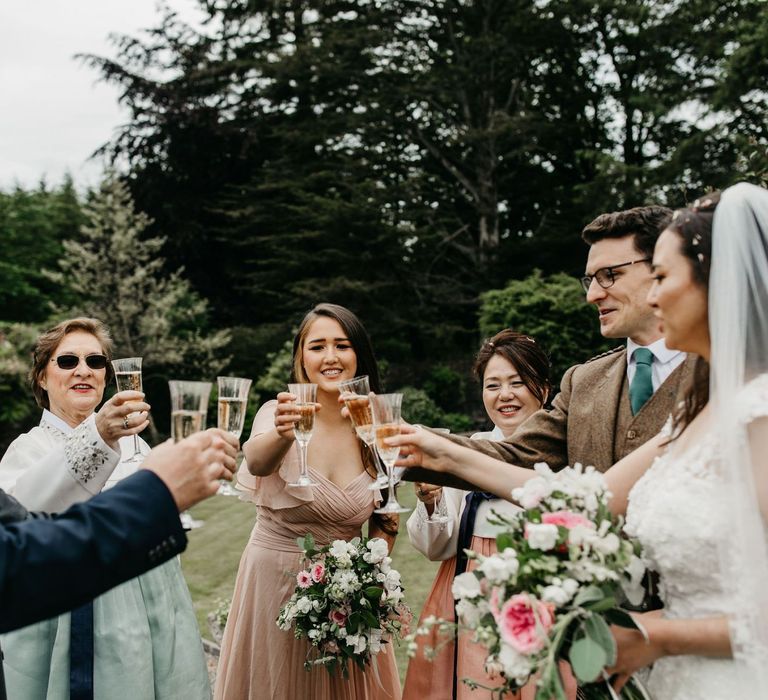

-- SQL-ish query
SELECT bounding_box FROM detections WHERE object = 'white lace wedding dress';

[624,375,768,699]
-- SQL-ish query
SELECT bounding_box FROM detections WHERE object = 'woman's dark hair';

[472,329,552,408]
[291,303,381,393]
[30,317,114,409]
[666,192,719,437]
[290,304,396,534]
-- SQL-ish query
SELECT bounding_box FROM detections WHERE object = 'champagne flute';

[216,376,251,496]
[111,357,145,463]
[371,393,410,514]
[338,375,389,490]
[425,428,450,525]
[169,380,212,528]
[286,383,318,488]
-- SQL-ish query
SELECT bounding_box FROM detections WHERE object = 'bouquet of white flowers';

[277,534,412,678]
[428,463,650,699]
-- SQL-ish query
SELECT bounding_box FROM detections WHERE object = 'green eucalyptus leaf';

[568,636,606,683]
[584,614,617,666]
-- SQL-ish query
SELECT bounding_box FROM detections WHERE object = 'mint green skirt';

[1,558,210,699]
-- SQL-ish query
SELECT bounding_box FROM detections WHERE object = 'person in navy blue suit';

[0,428,238,632]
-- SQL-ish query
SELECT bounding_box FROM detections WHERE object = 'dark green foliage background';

[2,0,768,447]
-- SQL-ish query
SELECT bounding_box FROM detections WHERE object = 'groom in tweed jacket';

[408,204,694,483]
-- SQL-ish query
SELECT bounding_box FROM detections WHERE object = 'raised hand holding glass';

[371,393,409,514]
[338,375,389,490]
[111,356,144,463]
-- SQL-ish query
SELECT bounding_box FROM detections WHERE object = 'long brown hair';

[666,192,719,437]
[290,304,396,534]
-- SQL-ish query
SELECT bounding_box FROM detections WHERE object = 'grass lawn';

[180,485,442,682]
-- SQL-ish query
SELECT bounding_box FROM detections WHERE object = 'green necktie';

[630,347,654,415]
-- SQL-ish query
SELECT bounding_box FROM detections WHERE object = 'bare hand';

[605,613,664,691]
[95,390,151,449]
[274,391,320,440]
[414,482,442,514]
[142,428,240,511]
[387,425,458,473]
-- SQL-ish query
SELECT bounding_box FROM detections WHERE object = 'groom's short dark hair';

[581,205,672,259]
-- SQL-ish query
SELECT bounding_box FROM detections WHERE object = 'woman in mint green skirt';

[0,318,210,699]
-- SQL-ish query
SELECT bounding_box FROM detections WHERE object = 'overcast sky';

[0,0,202,190]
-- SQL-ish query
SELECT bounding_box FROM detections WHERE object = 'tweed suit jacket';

[405,347,695,489]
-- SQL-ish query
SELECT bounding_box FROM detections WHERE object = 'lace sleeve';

[4,416,120,510]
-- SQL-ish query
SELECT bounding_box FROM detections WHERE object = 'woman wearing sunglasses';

[0,318,211,699]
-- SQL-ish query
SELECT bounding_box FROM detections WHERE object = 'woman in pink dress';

[403,330,570,700]
[214,303,401,700]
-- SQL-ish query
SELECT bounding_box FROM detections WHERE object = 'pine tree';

[48,174,231,380]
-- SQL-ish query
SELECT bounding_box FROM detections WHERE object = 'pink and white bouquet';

[446,463,650,699]
[277,534,411,677]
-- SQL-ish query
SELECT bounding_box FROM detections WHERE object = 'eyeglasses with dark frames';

[580,258,651,293]
[51,354,108,371]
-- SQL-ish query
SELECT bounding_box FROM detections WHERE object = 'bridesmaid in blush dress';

[214,303,401,700]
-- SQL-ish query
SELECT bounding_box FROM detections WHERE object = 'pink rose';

[311,562,326,583]
[498,594,554,655]
[329,608,347,627]
[542,511,593,530]
[296,570,313,589]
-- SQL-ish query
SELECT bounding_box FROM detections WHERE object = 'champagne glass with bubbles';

[287,383,318,488]
[339,375,389,490]
[371,393,410,514]
[169,380,212,529]
[111,357,144,463]
[169,380,212,442]
[217,376,251,496]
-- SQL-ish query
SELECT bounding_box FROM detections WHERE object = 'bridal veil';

[709,182,768,691]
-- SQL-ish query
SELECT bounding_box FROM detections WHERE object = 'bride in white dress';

[388,182,768,698]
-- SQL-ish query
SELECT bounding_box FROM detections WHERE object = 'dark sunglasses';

[51,354,108,371]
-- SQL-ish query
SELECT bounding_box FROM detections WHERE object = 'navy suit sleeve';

[0,470,187,633]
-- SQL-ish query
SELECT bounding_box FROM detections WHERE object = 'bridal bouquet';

[277,534,411,677]
[444,463,650,699]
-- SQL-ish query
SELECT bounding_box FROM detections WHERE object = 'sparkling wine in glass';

[216,376,251,496]
[111,357,145,463]
[338,375,389,490]
[425,428,451,525]
[169,380,212,529]
[371,393,409,514]
[286,383,318,488]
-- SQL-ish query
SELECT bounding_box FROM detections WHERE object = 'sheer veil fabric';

[709,182,768,692]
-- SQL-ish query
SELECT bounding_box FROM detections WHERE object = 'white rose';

[593,532,620,555]
[561,578,579,596]
[346,633,368,654]
[296,597,313,614]
[456,598,481,627]
[512,475,553,510]
[526,523,559,551]
[498,643,532,684]
[308,629,320,640]
[478,554,518,583]
[540,584,572,606]
[621,555,647,606]
[385,569,402,589]
[364,538,389,564]
[452,572,482,599]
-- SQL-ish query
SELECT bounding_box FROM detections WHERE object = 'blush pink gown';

[214,402,402,700]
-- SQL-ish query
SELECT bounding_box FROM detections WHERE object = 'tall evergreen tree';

[47,174,231,380]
